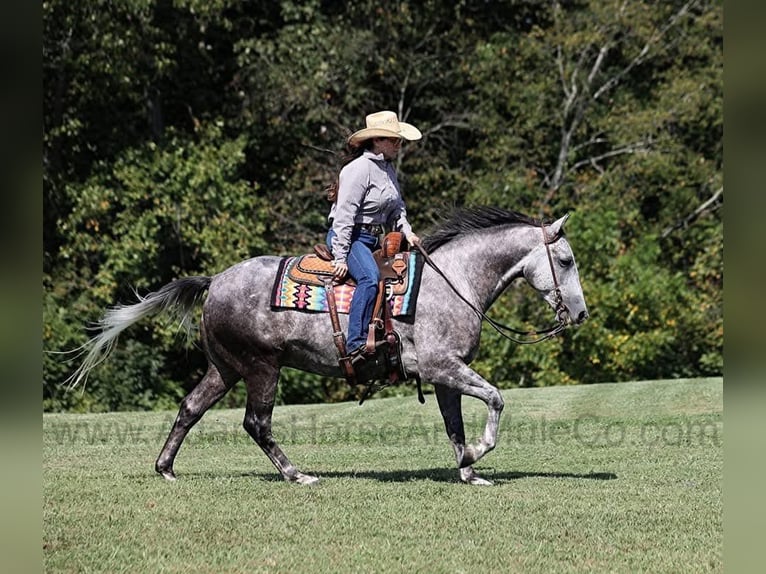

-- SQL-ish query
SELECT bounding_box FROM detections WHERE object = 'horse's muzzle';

[557,307,588,326]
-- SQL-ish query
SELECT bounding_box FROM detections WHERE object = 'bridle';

[414,223,570,345]
[540,222,571,328]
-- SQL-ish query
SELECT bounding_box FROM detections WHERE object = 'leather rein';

[413,224,570,345]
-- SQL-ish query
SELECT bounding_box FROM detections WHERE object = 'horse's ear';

[547,213,570,238]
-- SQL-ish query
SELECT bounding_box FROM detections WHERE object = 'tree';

[465,0,722,386]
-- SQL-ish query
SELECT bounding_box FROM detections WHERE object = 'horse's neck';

[434,227,534,311]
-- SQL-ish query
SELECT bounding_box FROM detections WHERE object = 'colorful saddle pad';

[271,251,423,317]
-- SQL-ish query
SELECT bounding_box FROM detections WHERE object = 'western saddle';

[307,232,411,390]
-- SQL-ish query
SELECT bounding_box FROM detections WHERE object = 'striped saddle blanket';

[270,251,423,317]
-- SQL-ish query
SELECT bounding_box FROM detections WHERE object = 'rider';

[326,110,422,362]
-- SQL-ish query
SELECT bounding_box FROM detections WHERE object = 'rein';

[413,224,569,345]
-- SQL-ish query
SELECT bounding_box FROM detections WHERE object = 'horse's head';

[523,214,589,327]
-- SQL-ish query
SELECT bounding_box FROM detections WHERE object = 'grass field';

[43,378,722,573]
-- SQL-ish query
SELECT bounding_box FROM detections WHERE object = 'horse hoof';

[460,467,493,486]
[467,476,493,486]
[293,473,320,486]
[156,467,177,481]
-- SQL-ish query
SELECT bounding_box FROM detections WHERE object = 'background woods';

[43,0,722,412]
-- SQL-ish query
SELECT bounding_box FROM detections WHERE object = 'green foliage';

[44,0,722,412]
[44,124,269,409]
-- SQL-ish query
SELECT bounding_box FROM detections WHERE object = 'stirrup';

[346,345,369,364]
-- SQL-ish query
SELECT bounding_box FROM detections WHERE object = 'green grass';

[44,378,722,573]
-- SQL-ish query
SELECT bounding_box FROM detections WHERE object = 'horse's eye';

[560,256,573,267]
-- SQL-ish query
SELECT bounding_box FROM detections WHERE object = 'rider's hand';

[332,260,348,281]
[406,232,421,247]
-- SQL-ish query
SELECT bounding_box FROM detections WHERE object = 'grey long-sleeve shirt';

[328,150,413,263]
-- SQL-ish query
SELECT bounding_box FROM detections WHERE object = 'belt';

[358,223,384,235]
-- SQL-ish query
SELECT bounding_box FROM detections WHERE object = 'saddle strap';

[323,279,356,385]
[382,286,399,383]
[368,279,403,384]
[366,281,387,353]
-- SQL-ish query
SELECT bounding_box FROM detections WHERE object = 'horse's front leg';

[434,386,493,486]
[427,360,505,469]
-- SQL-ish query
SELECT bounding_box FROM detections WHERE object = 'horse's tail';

[64,276,212,389]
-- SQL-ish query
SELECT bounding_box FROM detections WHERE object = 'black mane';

[420,206,542,252]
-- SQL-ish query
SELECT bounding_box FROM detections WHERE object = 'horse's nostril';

[578,310,589,323]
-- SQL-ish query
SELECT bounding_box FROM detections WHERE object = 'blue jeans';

[326,228,380,352]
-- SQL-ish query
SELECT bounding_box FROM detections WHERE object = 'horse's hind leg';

[155,362,236,480]
[434,386,493,486]
[242,361,318,485]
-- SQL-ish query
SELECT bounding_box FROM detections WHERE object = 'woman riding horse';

[326,111,422,362]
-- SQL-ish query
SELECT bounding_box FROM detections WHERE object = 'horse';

[66,206,588,486]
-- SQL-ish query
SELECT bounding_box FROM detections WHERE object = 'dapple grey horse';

[67,207,588,486]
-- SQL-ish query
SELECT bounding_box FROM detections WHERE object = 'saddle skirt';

[271,251,423,317]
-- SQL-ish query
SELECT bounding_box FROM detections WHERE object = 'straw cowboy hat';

[348,110,422,146]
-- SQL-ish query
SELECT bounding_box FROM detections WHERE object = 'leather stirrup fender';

[322,278,356,385]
